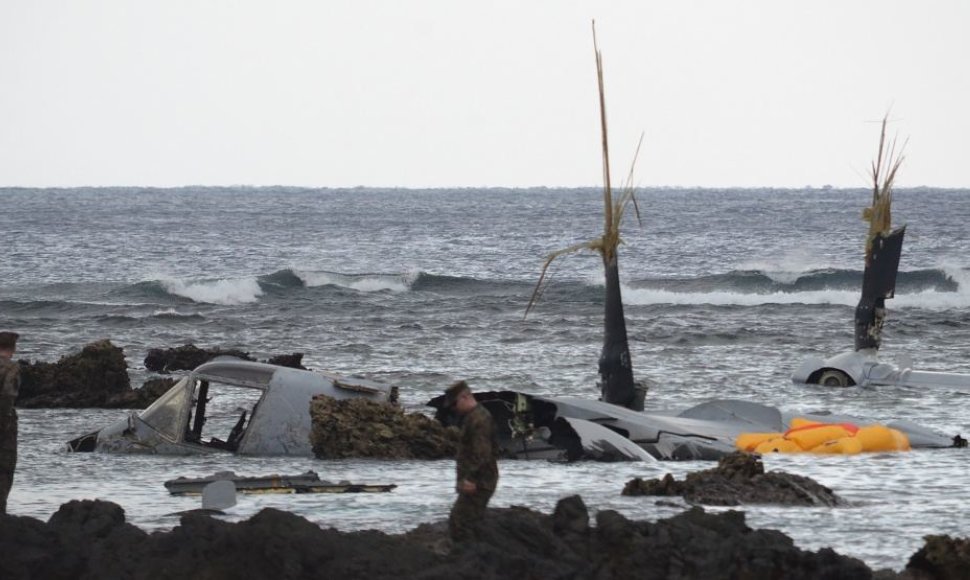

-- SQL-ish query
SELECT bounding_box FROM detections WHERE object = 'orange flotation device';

[735,417,910,454]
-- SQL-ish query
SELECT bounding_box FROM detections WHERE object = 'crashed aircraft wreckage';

[791,117,970,390]
[428,393,961,462]
[429,31,964,461]
[67,358,396,455]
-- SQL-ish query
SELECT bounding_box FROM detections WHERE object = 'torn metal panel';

[164,471,397,495]
[66,358,395,456]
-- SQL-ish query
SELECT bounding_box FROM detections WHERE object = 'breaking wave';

[159,277,263,305]
[621,267,969,309]
[626,268,956,294]
[6,266,965,310]
[294,270,411,293]
[290,269,529,295]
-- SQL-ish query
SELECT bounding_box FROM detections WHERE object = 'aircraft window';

[187,382,263,451]
[140,379,191,440]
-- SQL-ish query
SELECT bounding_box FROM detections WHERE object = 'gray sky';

[2,1,968,189]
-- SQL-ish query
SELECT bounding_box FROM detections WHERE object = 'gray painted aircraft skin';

[66,358,395,456]
[456,393,958,462]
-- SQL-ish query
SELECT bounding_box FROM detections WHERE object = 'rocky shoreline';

[15,340,307,409]
[1,494,967,579]
[8,340,970,578]
[623,452,844,507]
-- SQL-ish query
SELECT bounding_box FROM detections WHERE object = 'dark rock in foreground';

[623,451,843,507]
[904,535,970,580]
[0,495,894,580]
[310,396,458,459]
[16,340,164,409]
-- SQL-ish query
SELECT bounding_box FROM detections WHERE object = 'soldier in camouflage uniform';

[0,331,20,514]
[444,380,499,541]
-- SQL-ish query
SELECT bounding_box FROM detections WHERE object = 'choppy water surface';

[4,186,970,571]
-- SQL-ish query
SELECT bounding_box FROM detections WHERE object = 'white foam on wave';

[891,262,970,309]
[622,286,860,306]
[622,282,970,309]
[151,307,201,318]
[295,270,410,293]
[161,277,263,305]
[736,249,837,284]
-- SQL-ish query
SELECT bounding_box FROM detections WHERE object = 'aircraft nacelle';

[792,349,970,390]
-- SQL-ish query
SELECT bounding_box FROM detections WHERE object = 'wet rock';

[622,451,843,507]
[15,339,342,409]
[16,341,174,409]
[902,534,970,579]
[144,344,308,372]
[552,494,591,558]
[127,378,177,407]
[17,340,132,408]
[266,352,307,370]
[0,496,879,580]
[310,396,458,459]
[595,505,871,579]
[0,499,148,580]
[143,344,254,373]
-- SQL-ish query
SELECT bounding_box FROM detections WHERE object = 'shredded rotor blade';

[524,240,598,318]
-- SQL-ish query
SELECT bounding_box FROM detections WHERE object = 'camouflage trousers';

[0,409,16,514]
[448,487,494,542]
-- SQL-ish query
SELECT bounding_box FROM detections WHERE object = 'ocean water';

[3,186,970,571]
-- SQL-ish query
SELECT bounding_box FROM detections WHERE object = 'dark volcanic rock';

[16,340,174,409]
[310,396,458,459]
[266,352,308,369]
[130,378,177,406]
[18,340,133,408]
[143,344,254,373]
[623,451,844,507]
[15,339,342,409]
[902,534,970,580]
[0,495,880,580]
[144,344,308,372]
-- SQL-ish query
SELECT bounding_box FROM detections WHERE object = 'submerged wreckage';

[792,117,970,390]
[67,358,396,455]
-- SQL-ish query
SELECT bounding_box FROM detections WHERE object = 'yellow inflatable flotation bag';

[736,432,784,453]
[855,425,911,452]
[784,422,859,450]
[810,436,863,455]
[737,417,910,454]
[753,437,803,454]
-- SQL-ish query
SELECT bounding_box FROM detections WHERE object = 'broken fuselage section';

[67,358,396,455]
[432,391,959,461]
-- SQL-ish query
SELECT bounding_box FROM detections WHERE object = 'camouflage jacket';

[455,404,499,491]
[0,357,19,414]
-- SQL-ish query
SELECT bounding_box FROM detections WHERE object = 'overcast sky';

[2,1,968,189]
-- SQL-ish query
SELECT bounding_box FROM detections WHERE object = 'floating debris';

[164,470,396,496]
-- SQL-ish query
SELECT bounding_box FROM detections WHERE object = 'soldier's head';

[0,331,18,358]
[443,380,477,415]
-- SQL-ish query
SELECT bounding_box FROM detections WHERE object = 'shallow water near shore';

[4,186,970,571]
[13,408,970,570]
